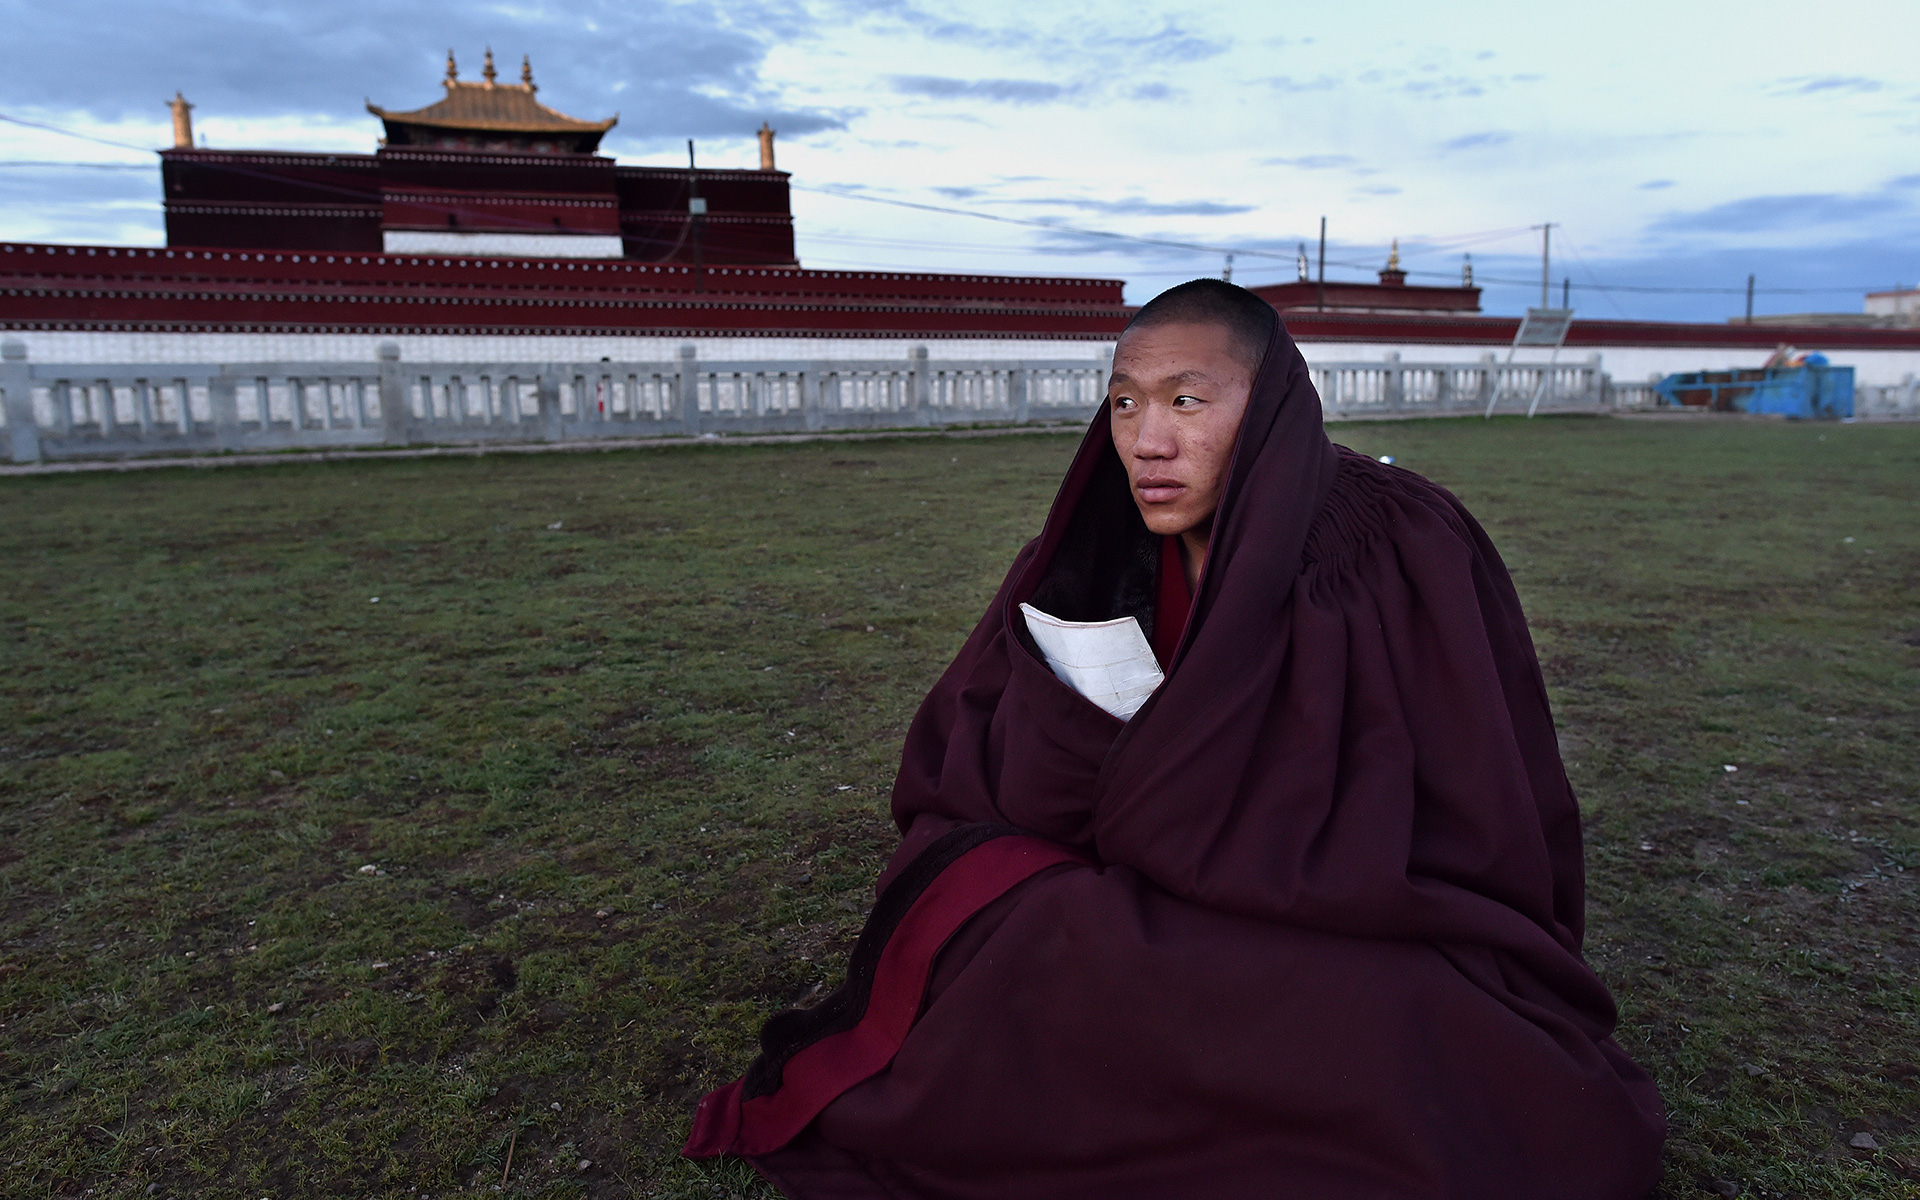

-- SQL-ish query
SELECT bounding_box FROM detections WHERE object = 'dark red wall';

[0,241,1129,339]
[1252,279,1482,314]
[613,168,795,265]
[159,150,796,265]
[161,150,382,252]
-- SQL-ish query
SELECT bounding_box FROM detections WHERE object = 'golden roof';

[368,50,616,135]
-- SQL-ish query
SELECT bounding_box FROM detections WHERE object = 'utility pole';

[1536,223,1555,308]
[1222,253,1233,283]
[688,139,706,294]
[1562,277,1570,308]
[1745,274,1755,324]
[1316,215,1327,311]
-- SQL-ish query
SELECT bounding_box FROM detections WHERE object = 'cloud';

[1059,197,1251,216]
[889,75,1072,104]
[1263,154,1359,170]
[1638,179,1676,190]
[1398,77,1485,99]
[0,0,842,149]
[1088,23,1226,64]
[1889,173,1920,189]
[1019,196,1256,217]
[1129,83,1183,102]
[844,5,1224,64]
[1262,74,1341,93]
[1441,131,1511,151]
[1770,75,1883,96]
[0,163,160,243]
[1650,191,1907,234]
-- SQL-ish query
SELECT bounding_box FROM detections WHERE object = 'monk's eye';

[1172,394,1205,409]
[1111,396,1137,412]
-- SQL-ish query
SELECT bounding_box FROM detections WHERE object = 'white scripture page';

[1018,602,1166,721]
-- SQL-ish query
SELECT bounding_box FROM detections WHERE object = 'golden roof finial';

[1387,238,1401,271]
[758,121,776,170]
[169,92,194,149]
[521,54,535,91]
[445,48,457,84]
[482,47,497,86]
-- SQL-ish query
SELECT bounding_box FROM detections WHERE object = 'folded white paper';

[1019,602,1165,721]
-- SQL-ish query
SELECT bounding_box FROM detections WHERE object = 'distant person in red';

[686,279,1667,1198]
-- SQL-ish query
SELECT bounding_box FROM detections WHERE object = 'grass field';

[1,416,1916,1199]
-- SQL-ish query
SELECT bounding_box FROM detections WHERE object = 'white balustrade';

[1,345,1653,465]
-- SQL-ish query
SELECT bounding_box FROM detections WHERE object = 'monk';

[685,279,1667,1198]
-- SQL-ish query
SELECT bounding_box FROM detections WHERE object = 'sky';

[1,0,1916,320]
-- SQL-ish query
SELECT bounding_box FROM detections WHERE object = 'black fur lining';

[740,822,1031,1100]
[1023,451,1160,642]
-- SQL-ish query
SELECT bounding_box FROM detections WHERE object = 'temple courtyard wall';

[3,330,1917,390]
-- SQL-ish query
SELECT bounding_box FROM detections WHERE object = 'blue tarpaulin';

[1654,364,1853,418]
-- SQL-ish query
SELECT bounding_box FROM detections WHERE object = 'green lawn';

[1,417,1915,1199]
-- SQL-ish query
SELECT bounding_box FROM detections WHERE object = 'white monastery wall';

[0,330,1114,366]
[1294,338,1920,388]
[6,329,1917,387]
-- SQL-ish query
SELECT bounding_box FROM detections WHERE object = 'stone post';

[677,343,700,437]
[378,342,409,445]
[537,368,564,442]
[1478,351,1497,413]
[210,372,242,451]
[802,366,823,432]
[1384,351,1403,412]
[1,339,39,464]
[907,344,930,426]
[1011,366,1031,425]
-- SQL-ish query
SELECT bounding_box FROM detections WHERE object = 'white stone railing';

[1857,380,1920,418]
[1311,352,1614,419]
[0,340,1639,464]
[0,341,1112,463]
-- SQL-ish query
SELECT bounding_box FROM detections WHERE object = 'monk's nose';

[1133,406,1179,458]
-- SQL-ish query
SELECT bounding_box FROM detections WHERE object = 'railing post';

[677,343,700,437]
[1384,351,1402,413]
[1,339,38,464]
[908,344,930,426]
[1012,364,1031,424]
[210,373,242,450]
[537,367,563,442]
[1478,352,1496,414]
[802,367,823,432]
[378,342,410,445]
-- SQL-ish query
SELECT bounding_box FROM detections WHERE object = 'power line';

[0,160,150,170]
[0,113,155,154]
[1,112,1907,298]
[792,183,1295,261]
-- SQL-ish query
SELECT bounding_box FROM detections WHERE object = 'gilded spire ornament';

[521,54,536,91]
[1386,239,1401,272]
[168,91,194,149]
[482,47,497,86]
[445,49,457,83]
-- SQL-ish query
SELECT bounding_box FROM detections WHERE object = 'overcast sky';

[1,0,1915,319]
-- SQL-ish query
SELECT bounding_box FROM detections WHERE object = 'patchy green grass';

[1,417,1915,1199]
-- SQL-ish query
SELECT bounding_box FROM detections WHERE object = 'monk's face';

[1107,321,1256,539]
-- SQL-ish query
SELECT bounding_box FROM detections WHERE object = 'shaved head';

[1118,278,1276,374]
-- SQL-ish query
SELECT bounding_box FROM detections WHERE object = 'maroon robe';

[686,311,1666,1198]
